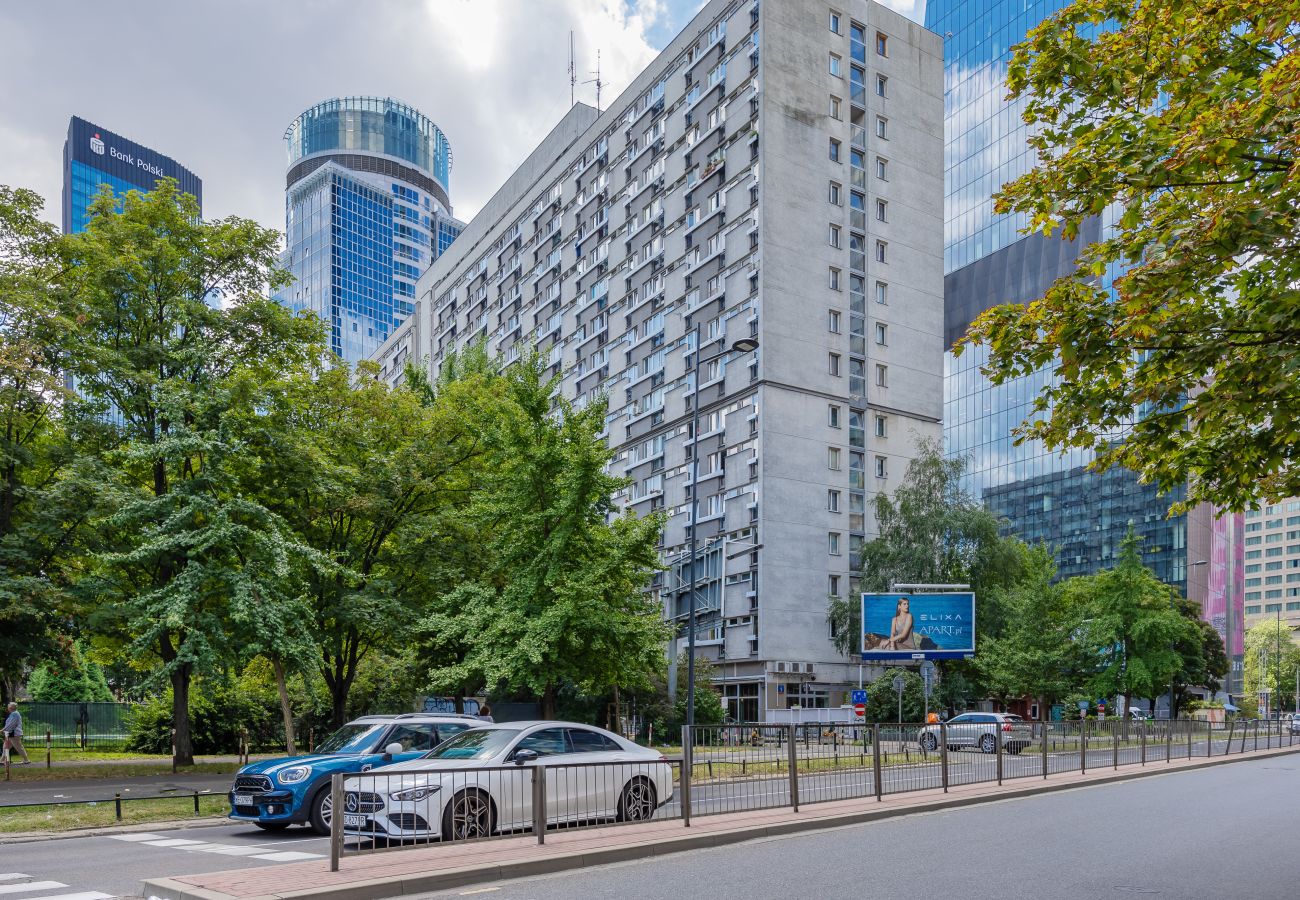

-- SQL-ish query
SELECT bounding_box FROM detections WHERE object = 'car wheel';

[255,822,291,832]
[1007,743,1023,755]
[442,789,496,841]
[308,786,332,835]
[919,732,938,752]
[617,777,658,822]
[979,734,997,754]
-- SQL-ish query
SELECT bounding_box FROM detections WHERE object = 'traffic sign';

[851,689,868,705]
[853,703,866,718]
[892,674,906,694]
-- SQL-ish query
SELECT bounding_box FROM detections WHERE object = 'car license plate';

[234,794,254,806]
[343,814,368,829]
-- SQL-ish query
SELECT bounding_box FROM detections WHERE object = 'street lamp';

[684,324,758,731]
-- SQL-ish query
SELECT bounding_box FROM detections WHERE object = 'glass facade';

[62,116,203,234]
[926,0,1189,589]
[276,97,460,365]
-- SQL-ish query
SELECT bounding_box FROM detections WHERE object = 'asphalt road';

[416,754,1300,900]
[0,775,234,806]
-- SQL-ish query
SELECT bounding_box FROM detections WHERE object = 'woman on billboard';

[880,597,915,650]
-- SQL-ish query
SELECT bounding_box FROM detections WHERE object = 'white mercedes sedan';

[340,721,673,841]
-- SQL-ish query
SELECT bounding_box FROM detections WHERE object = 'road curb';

[142,744,1300,900]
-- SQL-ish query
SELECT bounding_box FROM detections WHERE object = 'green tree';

[246,356,488,727]
[27,641,114,703]
[1066,528,1193,715]
[1243,619,1300,715]
[426,355,668,718]
[1170,597,1229,718]
[827,438,1029,657]
[958,0,1300,512]
[0,186,99,700]
[976,545,1089,720]
[65,181,320,764]
[861,669,927,725]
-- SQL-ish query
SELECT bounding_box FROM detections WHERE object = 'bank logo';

[90,133,105,155]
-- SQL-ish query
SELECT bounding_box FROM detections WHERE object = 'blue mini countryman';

[229,713,482,833]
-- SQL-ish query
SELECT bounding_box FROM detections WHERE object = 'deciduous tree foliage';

[426,354,668,718]
[1243,619,1300,713]
[959,0,1300,511]
[64,181,320,764]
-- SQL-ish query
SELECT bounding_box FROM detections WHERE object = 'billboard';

[861,592,975,660]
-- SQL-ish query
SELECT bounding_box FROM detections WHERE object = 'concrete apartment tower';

[375,0,944,720]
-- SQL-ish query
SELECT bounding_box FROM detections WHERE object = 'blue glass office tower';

[277,97,461,364]
[62,116,202,234]
[925,1,1198,592]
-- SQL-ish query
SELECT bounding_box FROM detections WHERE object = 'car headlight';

[391,785,441,802]
[277,765,312,784]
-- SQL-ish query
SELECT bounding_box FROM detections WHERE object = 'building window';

[828,489,842,513]
[876,157,888,180]
[875,280,888,304]
[829,352,842,376]
[829,224,842,248]
[874,414,887,437]
[876,32,888,56]
[876,116,888,139]
[828,309,842,333]
[875,363,887,386]
[876,75,887,97]
[830,138,841,162]
[876,199,888,221]
[829,181,842,205]
[830,11,841,34]
[874,455,887,478]
[828,447,842,470]
[828,405,841,428]
[829,532,842,555]
[875,240,887,262]
[829,574,841,597]
[829,267,842,290]
[830,96,842,120]
[875,322,887,345]
[830,53,842,77]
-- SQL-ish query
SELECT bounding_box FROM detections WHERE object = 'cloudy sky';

[1,0,923,233]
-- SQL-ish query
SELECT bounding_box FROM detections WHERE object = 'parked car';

[917,712,1035,754]
[341,721,673,841]
[1290,714,1300,736]
[228,714,483,833]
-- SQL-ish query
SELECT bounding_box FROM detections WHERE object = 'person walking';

[3,702,31,765]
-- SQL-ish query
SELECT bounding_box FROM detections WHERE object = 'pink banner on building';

[1205,507,1245,657]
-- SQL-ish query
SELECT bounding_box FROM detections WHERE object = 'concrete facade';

[374,0,943,719]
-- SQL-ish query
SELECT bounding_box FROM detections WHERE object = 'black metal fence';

[328,718,1295,870]
[16,701,135,750]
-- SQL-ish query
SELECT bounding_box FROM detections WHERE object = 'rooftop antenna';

[568,31,577,107]
[584,49,603,113]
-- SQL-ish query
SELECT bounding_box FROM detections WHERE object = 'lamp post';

[684,324,758,730]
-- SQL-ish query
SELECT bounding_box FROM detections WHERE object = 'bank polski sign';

[860,592,975,661]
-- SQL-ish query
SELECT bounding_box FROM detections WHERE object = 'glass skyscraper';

[925,0,1194,590]
[276,97,462,364]
[62,116,203,234]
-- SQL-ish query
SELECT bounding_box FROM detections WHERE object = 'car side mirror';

[512,748,539,766]
[383,742,404,759]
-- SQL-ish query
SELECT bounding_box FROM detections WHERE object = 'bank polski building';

[374,0,944,721]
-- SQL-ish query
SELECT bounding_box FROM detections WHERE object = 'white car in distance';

[341,721,673,842]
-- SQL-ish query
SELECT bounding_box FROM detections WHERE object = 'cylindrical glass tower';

[276,97,461,364]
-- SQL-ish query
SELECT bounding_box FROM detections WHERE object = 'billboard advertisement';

[861,592,975,660]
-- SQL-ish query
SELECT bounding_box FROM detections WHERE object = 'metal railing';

[328,719,1295,870]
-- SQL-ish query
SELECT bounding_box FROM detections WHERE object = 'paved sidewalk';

[143,743,1300,900]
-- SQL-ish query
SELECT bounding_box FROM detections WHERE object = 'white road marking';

[0,883,66,896]
[250,851,322,862]
[21,893,113,900]
[182,846,263,856]
[0,879,27,886]
[106,833,166,842]
[141,838,204,847]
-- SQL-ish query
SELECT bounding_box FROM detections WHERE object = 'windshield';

[316,723,386,754]
[423,728,521,760]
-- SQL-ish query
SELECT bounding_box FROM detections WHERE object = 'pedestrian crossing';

[107,832,323,862]
[0,874,112,900]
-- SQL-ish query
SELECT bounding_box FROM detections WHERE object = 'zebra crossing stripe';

[0,883,66,896]
[19,893,113,900]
